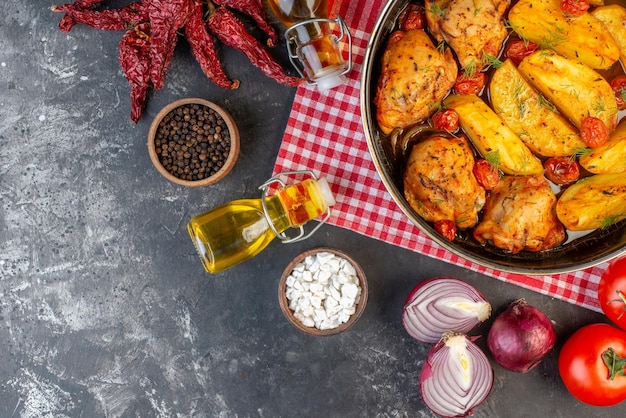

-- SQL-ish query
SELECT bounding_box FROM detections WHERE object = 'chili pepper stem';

[206,0,216,16]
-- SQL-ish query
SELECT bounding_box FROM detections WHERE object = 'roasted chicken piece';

[473,175,566,254]
[375,29,458,134]
[425,0,510,71]
[404,135,485,231]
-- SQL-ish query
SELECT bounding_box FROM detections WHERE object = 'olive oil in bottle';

[188,175,335,273]
[268,0,351,92]
[268,0,329,25]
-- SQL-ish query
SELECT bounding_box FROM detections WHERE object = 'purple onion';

[420,332,494,417]
[403,276,492,343]
[487,299,556,373]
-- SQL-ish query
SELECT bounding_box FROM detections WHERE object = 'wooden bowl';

[148,98,240,187]
[279,248,368,336]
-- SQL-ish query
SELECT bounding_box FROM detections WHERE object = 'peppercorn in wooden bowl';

[148,98,239,187]
[279,248,368,336]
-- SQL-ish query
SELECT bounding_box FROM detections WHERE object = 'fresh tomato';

[434,220,456,242]
[558,323,626,406]
[580,116,609,148]
[505,40,539,65]
[543,157,580,185]
[454,71,486,95]
[431,109,459,131]
[473,159,500,190]
[611,75,626,110]
[598,256,626,331]
[560,0,589,17]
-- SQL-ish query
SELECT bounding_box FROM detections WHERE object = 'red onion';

[403,277,492,343]
[420,332,494,417]
[487,299,556,373]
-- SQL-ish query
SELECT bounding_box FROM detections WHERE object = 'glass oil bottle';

[268,0,352,92]
[187,170,335,273]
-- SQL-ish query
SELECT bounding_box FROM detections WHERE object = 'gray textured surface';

[1,1,626,417]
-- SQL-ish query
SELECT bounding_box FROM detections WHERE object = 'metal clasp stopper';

[259,170,332,243]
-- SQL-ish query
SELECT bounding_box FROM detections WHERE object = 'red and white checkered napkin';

[272,0,606,312]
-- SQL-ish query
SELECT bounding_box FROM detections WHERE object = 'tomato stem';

[607,290,626,320]
[602,347,626,380]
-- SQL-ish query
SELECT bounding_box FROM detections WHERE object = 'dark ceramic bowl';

[360,0,626,274]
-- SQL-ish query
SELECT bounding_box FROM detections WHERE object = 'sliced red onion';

[403,277,491,343]
[487,299,556,373]
[420,332,494,417]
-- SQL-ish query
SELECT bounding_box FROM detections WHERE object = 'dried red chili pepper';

[119,22,152,124]
[53,0,105,32]
[212,0,278,47]
[55,0,105,11]
[52,2,147,32]
[207,6,301,87]
[119,2,149,26]
[186,0,239,89]
[75,0,104,7]
[52,0,300,122]
[146,0,194,90]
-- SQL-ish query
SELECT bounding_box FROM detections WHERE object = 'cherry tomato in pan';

[558,323,626,406]
[398,3,426,31]
[580,116,609,148]
[473,159,500,191]
[454,71,486,95]
[598,256,626,331]
[611,75,626,111]
[431,109,459,131]
[560,0,589,17]
[505,40,539,65]
[434,220,456,242]
[388,30,405,43]
[543,157,580,185]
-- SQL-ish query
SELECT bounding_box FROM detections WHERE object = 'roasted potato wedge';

[556,173,626,231]
[443,94,543,175]
[490,59,586,157]
[518,50,618,131]
[579,120,626,173]
[591,4,626,63]
[509,0,620,69]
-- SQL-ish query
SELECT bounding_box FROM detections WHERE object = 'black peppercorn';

[154,103,232,181]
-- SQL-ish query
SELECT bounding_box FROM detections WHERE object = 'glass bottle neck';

[263,194,293,235]
[260,178,332,240]
[269,0,328,27]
